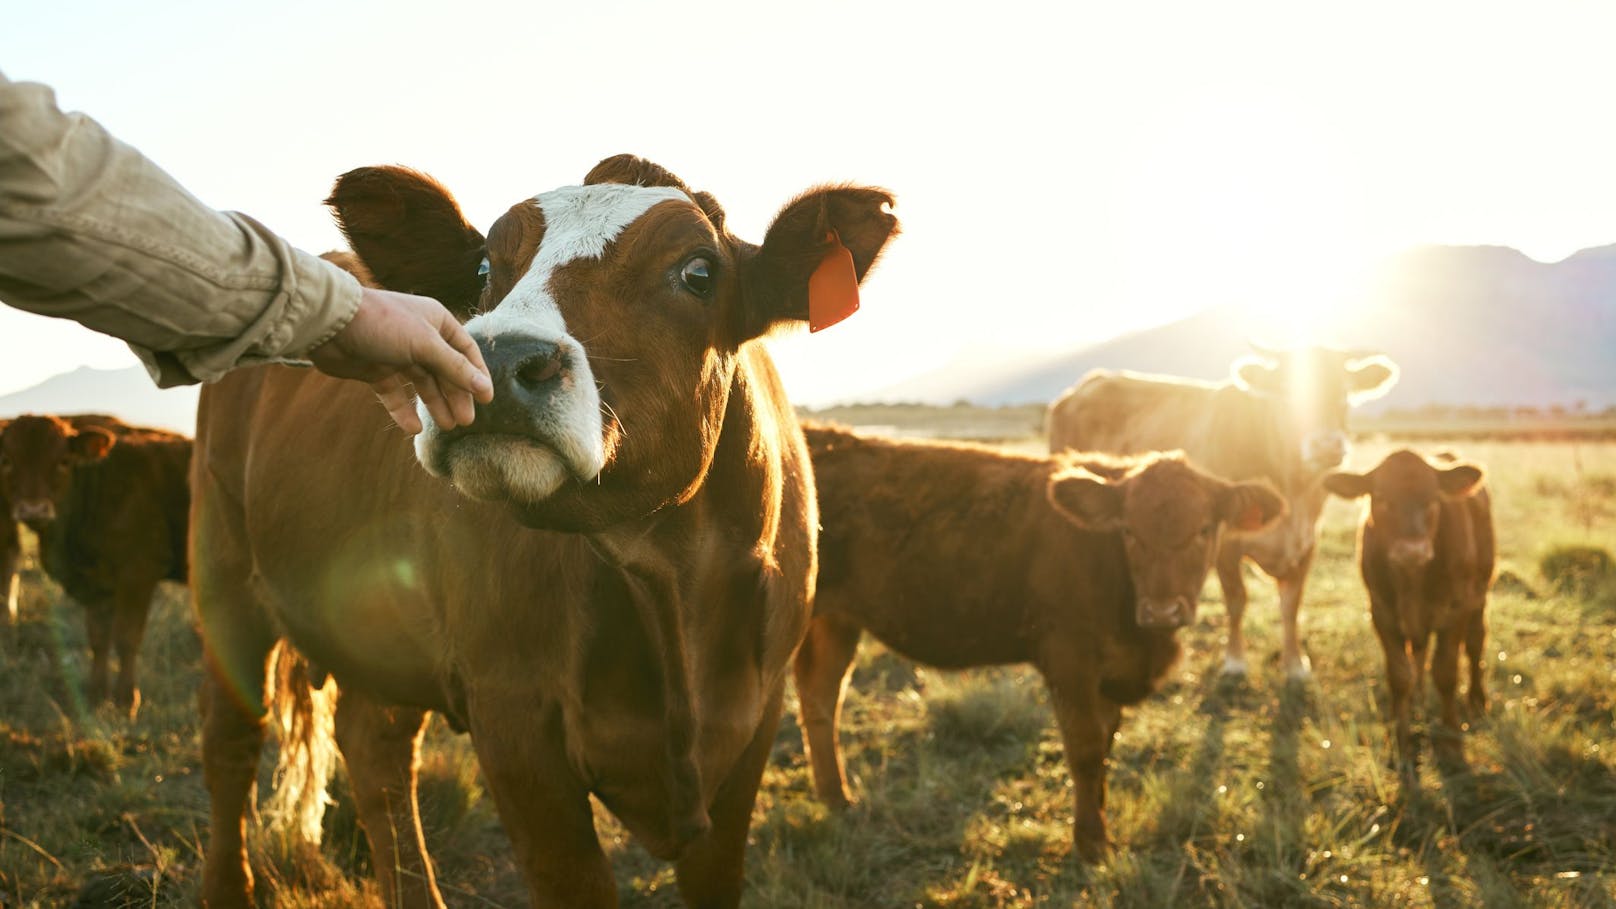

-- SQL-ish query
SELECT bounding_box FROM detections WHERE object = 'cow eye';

[680,257,714,297]
[1200,523,1217,539]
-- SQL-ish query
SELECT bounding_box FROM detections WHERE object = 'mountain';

[871,244,1616,409]
[0,366,199,433]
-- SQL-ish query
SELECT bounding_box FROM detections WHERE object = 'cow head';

[329,155,897,530]
[1231,346,1398,473]
[1047,453,1286,629]
[1324,450,1484,571]
[0,415,115,529]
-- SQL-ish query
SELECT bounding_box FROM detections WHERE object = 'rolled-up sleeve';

[0,71,360,386]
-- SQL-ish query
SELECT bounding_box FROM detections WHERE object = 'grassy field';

[2,435,1614,907]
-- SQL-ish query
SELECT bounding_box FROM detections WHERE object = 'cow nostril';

[514,350,564,390]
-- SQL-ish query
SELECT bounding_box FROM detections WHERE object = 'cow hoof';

[1220,657,1249,678]
[1285,658,1313,682]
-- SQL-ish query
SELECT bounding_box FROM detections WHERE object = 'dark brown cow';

[1047,347,1399,680]
[192,156,897,908]
[0,414,190,715]
[1324,450,1494,778]
[794,424,1285,859]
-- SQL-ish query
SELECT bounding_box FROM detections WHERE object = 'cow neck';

[580,357,784,840]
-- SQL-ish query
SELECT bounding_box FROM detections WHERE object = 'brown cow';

[1047,346,1399,680]
[0,414,190,715]
[794,424,1285,859]
[191,155,897,908]
[1324,450,1494,778]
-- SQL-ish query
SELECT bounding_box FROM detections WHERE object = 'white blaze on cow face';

[414,183,688,503]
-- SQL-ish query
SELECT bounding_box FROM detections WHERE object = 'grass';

[1,437,1614,907]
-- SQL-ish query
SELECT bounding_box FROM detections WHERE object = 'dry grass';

[2,438,1614,907]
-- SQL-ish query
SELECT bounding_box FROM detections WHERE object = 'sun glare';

[1122,98,1380,346]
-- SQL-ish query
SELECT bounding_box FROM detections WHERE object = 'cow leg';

[199,634,276,908]
[111,580,158,718]
[1275,546,1316,681]
[675,680,787,909]
[333,690,443,909]
[1,538,18,624]
[1375,628,1416,782]
[1045,672,1114,861]
[1463,607,1488,719]
[195,489,280,909]
[1215,545,1250,676]
[791,613,863,808]
[469,700,616,908]
[1430,627,1464,763]
[84,600,114,705]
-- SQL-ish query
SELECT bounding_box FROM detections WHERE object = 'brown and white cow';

[1324,450,1494,778]
[191,156,897,908]
[1047,347,1399,679]
[794,424,1284,859]
[0,414,190,714]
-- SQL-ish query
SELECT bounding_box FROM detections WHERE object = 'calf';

[794,424,1285,859]
[0,414,190,714]
[192,156,897,908]
[1047,346,1399,679]
[1324,450,1494,776]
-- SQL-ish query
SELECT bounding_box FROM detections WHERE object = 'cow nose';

[471,334,569,432]
[1137,597,1191,629]
[13,499,55,524]
[1389,538,1434,567]
[1307,435,1348,468]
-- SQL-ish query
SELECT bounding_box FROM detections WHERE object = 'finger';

[410,369,457,431]
[445,379,477,428]
[371,374,423,434]
[428,315,494,402]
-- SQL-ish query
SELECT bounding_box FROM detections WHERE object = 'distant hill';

[872,244,1616,410]
[0,366,199,434]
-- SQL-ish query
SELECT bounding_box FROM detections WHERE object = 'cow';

[1046,346,1399,680]
[0,414,190,715]
[1323,450,1493,778]
[793,424,1285,859]
[191,155,898,908]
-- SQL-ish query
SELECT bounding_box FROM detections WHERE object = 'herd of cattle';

[0,156,1499,908]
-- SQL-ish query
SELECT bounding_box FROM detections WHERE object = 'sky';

[4,0,1616,404]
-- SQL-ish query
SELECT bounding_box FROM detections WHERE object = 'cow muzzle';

[414,329,608,505]
[1302,432,1349,470]
[12,498,55,525]
[1136,596,1194,630]
[1388,538,1435,569]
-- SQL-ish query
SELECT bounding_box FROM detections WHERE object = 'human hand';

[308,287,493,434]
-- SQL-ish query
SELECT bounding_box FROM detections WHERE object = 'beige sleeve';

[0,72,360,386]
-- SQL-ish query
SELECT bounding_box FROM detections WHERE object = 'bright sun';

[1121,98,1381,346]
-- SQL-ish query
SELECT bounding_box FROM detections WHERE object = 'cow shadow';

[1388,736,1616,909]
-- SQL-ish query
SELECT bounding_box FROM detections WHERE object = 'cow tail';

[262,640,338,844]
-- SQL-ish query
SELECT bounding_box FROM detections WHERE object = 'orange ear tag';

[808,231,860,333]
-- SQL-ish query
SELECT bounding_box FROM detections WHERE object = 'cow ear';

[68,427,115,463]
[1347,354,1400,404]
[1437,463,1485,498]
[1218,481,1286,534]
[326,166,487,319]
[1323,470,1372,499]
[1231,356,1281,395]
[1047,469,1125,531]
[736,185,899,341]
